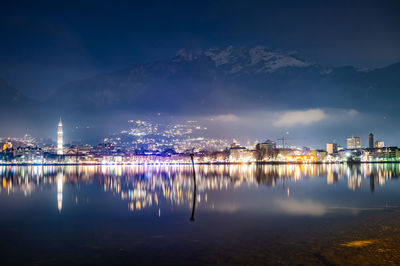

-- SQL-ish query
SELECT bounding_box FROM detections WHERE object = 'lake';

[1,164,400,265]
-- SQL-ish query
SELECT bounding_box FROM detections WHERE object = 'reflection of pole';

[370,172,375,192]
[190,152,196,222]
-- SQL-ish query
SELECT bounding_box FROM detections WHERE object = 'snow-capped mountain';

[173,46,311,74]
[1,45,400,139]
[43,45,400,118]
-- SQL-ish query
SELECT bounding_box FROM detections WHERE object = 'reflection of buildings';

[0,164,400,213]
[57,172,64,212]
[347,166,362,190]
[327,166,340,184]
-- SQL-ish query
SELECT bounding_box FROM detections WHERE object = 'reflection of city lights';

[57,172,64,213]
[0,164,399,214]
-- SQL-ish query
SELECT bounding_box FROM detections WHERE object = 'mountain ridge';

[45,45,400,116]
[1,45,400,138]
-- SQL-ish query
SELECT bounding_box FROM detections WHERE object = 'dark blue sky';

[0,0,399,99]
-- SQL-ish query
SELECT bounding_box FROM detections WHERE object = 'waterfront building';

[254,140,278,161]
[347,137,361,149]
[369,133,374,149]
[310,149,327,161]
[256,139,277,150]
[365,147,399,161]
[14,147,43,163]
[57,118,63,155]
[326,143,338,154]
[375,141,384,148]
[229,145,253,162]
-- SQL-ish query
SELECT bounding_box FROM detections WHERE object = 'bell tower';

[57,117,63,155]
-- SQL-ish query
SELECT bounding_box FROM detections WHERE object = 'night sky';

[1,0,399,99]
[1,0,400,147]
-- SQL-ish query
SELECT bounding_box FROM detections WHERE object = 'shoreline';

[0,161,399,166]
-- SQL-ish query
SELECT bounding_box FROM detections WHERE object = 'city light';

[1,123,399,165]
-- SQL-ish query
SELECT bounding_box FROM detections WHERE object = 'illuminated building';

[382,147,399,160]
[347,137,361,149]
[6,141,12,149]
[285,154,316,163]
[57,117,63,155]
[375,140,384,148]
[256,140,276,150]
[364,147,399,161]
[369,133,374,149]
[229,145,253,162]
[326,143,337,154]
[310,149,327,161]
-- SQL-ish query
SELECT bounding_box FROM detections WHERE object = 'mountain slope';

[47,46,400,118]
[0,78,46,136]
[1,46,400,140]
[46,46,319,114]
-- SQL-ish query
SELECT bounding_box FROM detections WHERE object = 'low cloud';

[347,109,359,116]
[273,109,326,127]
[275,199,326,216]
[209,114,240,123]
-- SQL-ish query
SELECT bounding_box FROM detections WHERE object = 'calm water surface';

[1,164,400,265]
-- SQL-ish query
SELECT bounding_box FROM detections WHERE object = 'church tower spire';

[57,117,63,155]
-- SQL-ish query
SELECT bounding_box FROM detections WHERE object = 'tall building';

[347,137,361,149]
[57,117,63,155]
[369,133,374,149]
[375,141,384,148]
[326,143,338,154]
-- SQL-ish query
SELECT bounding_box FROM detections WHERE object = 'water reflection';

[57,172,63,212]
[1,164,400,214]
[190,153,197,221]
